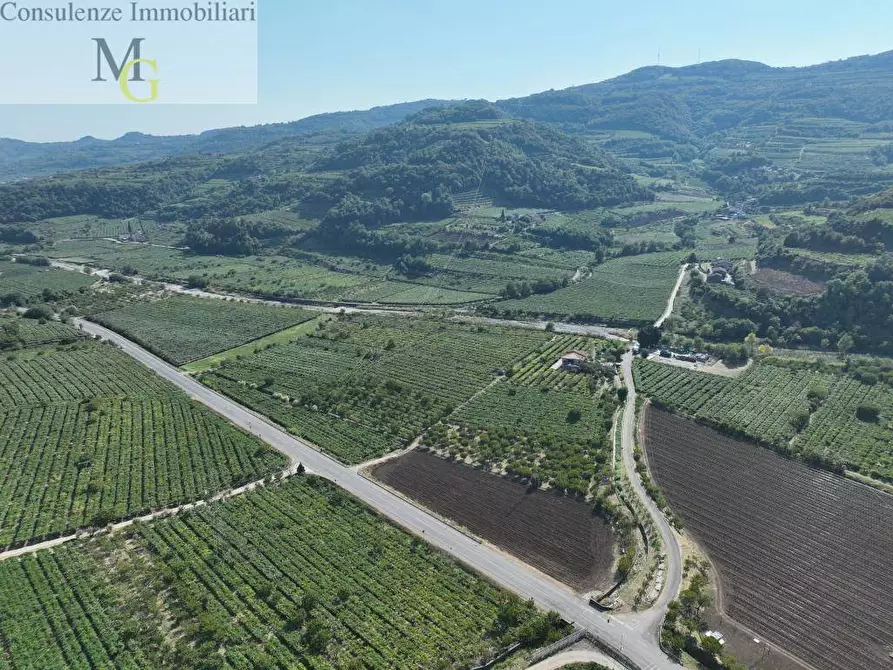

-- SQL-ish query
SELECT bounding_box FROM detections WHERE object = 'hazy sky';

[2,0,892,142]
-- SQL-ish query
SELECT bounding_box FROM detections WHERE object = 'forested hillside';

[500,51,893,140]
[5,51,893,185]
[0,99,455,182]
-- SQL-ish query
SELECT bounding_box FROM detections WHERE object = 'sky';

[2,0,892,142]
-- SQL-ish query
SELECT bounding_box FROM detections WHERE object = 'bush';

[856,403,881,423]
[23,305,53,320]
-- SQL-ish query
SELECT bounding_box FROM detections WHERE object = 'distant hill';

[4,50,893,183]
[0,100,457,182]
[497,51,893,142]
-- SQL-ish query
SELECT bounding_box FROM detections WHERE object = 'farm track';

[654,265,686,328]
[644,408,893,670]
[0,465,304,562]
[75,318,677,670]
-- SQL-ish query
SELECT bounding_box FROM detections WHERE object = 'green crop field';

[0,476,562,669]
[498,255,682,325]
[375,284,493,304]
[433,382,617,496]
[0,341,285,548]
[203,315,550,463]
[95,295,317,365]
[0,259,96,301]
[417,334,623,496]
[0,315,87,348]
[45,241,374,301]
[634,358,893,482]
[31,215,187,247]
[511,334,624,392]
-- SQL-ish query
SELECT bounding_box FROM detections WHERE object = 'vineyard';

[0,259,96,301]
[0,342,285,547]
[634,358,893,481]
[372,451,616,592]
[0,476,564,669]
[95,295,317,365]
[511,334,624,392]
[644,408,893,670]
[203,314,550,463]
[46,242,373,301]
[0,315,86,348]
[499,255,681,325]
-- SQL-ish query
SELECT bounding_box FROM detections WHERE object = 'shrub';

[856,403,881,423]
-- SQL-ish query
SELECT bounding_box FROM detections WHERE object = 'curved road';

[76,319,675,670]
[615,353,683,643]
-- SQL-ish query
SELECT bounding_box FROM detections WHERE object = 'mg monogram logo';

[92,38,160,103]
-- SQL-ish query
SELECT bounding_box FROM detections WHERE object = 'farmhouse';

[560,350,589,372]
[706,267,735,286]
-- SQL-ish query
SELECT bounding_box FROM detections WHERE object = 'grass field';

[498,255,682,325]
[0,259,96,301]
[0,476,564,669]
[0,341,285,548]
[95,295,318,365]
[183,315,329,373]
[203,315,551,463]
[635,358,893,482]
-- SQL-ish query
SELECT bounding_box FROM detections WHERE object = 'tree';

[837,333,855,358]
[637,325,663,349]
[744,332,758,358]
[856,403,881,423]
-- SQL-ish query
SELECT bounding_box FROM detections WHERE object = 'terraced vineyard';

[203,315,550,463]
[634,358,893,481]
[0,259,96,301]
[0,477,563,669]
[499,255,682,325]
[0,342,285,547]
[644,408,893,670]
[95,295,317,365]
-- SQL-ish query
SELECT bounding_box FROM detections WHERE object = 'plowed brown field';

[644,407,893,670]
[370,451,615,592]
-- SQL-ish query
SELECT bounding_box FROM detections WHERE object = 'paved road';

[76,319,674,670]
[615,353,683,642]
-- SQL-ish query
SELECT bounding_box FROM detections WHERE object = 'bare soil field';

[750,268,826,296]
[370,451,615,592]
[643,407,893,670]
